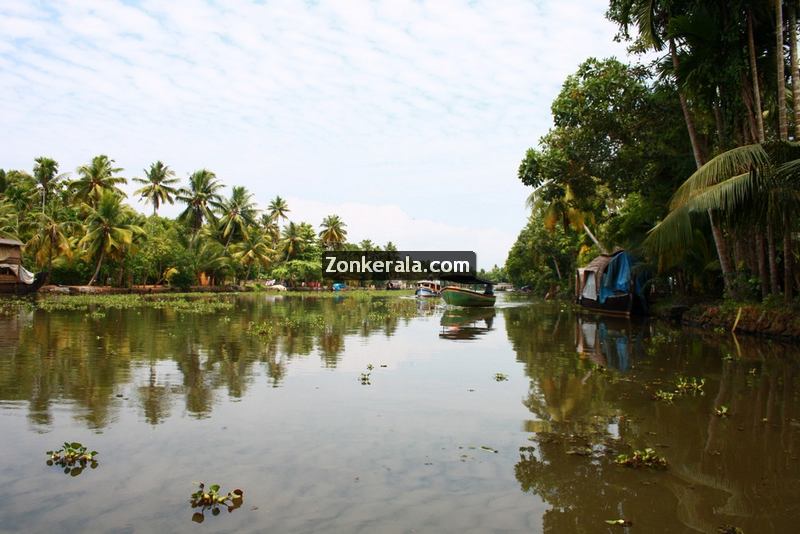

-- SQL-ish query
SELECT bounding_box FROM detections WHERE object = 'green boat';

[440,286,496,307]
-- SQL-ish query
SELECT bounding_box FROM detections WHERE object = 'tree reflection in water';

[504,304,800,533]
[0,295,421,427]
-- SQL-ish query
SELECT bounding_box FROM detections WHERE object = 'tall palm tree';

[25,211,76,278]
[319,215,348,250]
[259,213,280,243]
[280,222,303,260]
[176,169,224,232]
[133,161,179,216]
[71,155,127,205]
[613,0,734,292]
[646,141,800,300]
[79,191,143,285]
[268,196,290,223]
[218,186,257,247]
[231,227,274,280]
[33,157,65,211]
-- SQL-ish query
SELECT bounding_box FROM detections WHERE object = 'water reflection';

[439,307,495,340]
[0,297,798,532]
[504,304,800,532]
[0,295,422,427]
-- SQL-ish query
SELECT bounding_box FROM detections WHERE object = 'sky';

[0,0,631,268]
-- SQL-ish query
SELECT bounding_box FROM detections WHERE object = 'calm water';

[0,294,798,533]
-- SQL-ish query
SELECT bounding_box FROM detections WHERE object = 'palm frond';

[670,144,769,209]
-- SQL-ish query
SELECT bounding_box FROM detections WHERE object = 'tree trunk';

[756,231,769,298]
[582,223,605,253]
[777,0,789,140]
[88,249,105,286]
[784,213,794,301]
[791,5,800,138]
[671,38,706,168]
[670,38,734,295]
[768,223,780,294]
[748,8,766,142]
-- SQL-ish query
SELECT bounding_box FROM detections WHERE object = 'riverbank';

[651,299,800,340]
[38,285,414,296]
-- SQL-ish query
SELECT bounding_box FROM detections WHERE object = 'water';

[0,293,798,533]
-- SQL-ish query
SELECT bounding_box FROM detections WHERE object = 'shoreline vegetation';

[0,159,399,290]
[504,2,800,330]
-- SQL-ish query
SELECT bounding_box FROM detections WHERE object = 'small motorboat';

[439,275,495,307]
[415,280,441,297]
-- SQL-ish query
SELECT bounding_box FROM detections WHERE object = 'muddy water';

[0,294,797,533]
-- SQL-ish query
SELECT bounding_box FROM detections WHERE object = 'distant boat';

[415,280,441,297]
[440,275,496,307]
[0,238,47,296]
[576,250,649,317]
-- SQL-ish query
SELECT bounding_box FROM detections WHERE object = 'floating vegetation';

[653,390,676,403]
[246,321,274,337]
[359,364,372,385]
[46,442,99,476]
[714,405,730,417]
[675,376,705,394]
[716,526,744,534]
[190,483,244,522]
[605,519,633,527]
[87,310,106,319]
[494,373,509,382]
[479,445,498,454]
[37,294,235,314]
[615,448,667,469]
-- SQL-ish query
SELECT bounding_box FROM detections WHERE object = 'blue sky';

[0,0,630,267]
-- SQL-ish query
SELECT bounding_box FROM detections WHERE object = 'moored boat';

[0,238,47,296]
[415,280,441,297]
[575,250,649,317]
[440,286,496,307]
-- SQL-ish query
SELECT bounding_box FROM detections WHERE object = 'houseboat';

[0,238,46,295]
[575,250,648,317]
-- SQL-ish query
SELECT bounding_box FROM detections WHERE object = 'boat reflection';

[575,315,643,371]
[439,307,495,340]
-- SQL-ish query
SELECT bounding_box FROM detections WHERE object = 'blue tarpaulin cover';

[598,251,647,311]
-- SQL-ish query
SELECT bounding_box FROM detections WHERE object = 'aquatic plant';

[714,405,730,417]
[190,483,243,522]
[46,442,98,475]
[359,364,372,385]
[494,373,509,382]
[615,448,667,469]
[605,519,633,527]
[653,390,675,403]
[675,376,705,394]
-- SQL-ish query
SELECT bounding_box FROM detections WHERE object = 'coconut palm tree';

[231,227,274,280]
[176,169,224,232]
[133,161,179,216]
[645,141,800,300]
[25,211,76,278]
[33,157,65,211]
[71,155,127,205]
[79,191,143,285]
[280,222,303,260]
[259,213,280,243]
[218,186,257,247]
[268,196,290,223]
[319,215,348,250]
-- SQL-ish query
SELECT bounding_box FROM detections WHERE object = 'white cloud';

[0,0,632,267]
